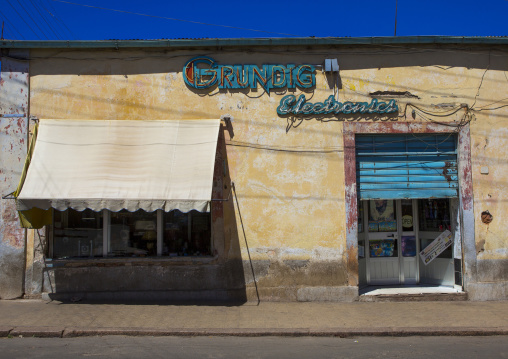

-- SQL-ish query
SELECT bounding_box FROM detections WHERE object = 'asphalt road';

[1,336,507,358]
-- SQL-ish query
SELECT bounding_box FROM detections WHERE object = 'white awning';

[16,119,220,213]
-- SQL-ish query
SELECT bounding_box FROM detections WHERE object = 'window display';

[419,199,451,232]
[163,211,211,257]
[368,200,396,232]
[51,208,211,259]
[53,209,103,259]
[110,210,158,257]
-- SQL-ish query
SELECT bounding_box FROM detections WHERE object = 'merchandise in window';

[53,209,103,259]
[418,199,451,232]
[163,211,211,257]
[51,208,211,259]
[110,210,158,257]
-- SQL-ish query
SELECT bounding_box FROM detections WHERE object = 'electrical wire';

[28,0,63,39]
[0,9,26,39]
[470,66,489,110]
[15,0,51,39]
[42,0,77,39]
[474,97,508,109]
[6,0,41,39]
[226,140,342,153]
[51,0,302,37]
[472,104,508,112]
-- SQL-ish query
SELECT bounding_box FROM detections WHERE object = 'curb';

[1,326,507,338]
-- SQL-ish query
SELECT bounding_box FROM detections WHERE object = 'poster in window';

[369,200,396,232]
[419,230,453,265]
[401,236,416,257]
[370,240,395,257]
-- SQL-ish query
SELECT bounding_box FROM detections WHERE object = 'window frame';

[49,208,213,259]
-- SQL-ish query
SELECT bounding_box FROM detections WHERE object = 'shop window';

[163,211,211,256]
[418,199,452,259]
[110,210,158,257]
[51,208,211,259]
[368,200,397,232]
[418,199,451,232]
[53,209,103,258]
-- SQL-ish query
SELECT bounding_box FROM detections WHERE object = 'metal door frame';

[344,122,476,292]
[363,199,420,286]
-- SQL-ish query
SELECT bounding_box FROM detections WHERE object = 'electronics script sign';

[183,57,398,117]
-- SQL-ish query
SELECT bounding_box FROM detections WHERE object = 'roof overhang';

[2,36,508,50]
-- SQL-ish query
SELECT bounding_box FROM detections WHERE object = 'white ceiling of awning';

[16,119,220,213]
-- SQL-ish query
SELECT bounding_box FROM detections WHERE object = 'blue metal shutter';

[356,134,458,200]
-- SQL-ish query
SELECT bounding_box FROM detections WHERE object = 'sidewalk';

[0,299,507,338]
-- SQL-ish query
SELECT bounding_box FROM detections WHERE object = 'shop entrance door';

[362,199,419,286]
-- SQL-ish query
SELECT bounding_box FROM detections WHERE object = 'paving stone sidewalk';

[0,300,507,337]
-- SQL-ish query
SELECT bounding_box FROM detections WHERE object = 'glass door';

[400,199,418,285]
[362,199,419,286]
[365,200,399,285]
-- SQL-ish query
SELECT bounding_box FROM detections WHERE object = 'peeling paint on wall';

[0,50,29,299]
[0,45,504,300]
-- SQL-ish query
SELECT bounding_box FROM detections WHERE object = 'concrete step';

[359,292,467,302]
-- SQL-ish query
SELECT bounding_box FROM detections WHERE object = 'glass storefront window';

[110,210,158,257]
[418,199,451,232]
[419,237,452,259]
[163,211,211,257]
[368,200,397,232]
[52,209,212,259]
[419,199,453,259]
[53,209,103,259]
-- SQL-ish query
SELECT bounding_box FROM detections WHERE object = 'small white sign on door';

[419,230,453,266]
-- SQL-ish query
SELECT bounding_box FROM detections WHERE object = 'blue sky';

[0,0,507,40]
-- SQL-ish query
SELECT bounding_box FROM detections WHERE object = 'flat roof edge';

[1,36,508,49]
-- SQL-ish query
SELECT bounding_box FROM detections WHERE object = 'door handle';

[387,234,395,237]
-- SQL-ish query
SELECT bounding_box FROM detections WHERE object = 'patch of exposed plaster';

[476,239,486,254]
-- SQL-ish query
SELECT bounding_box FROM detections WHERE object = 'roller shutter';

[356,134,458,200]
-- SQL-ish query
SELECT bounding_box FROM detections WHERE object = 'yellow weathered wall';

[28,46,508,299]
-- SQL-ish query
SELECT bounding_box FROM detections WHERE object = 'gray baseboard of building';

[41,289,249,305]
[467,281,508,301]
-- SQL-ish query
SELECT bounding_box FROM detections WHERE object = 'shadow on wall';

[27,46,508,77]
[43,127,249,305]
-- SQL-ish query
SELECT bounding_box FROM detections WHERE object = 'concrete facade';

[0,38,507,301]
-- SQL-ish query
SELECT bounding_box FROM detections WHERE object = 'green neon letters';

[277,95,398,116]
[183,56,315,93]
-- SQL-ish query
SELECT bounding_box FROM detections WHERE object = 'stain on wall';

[3,44,506,300]
[0,51,29,299]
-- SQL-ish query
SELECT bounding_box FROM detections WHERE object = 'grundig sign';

[183,56,315,93]
[183,56,398,117]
